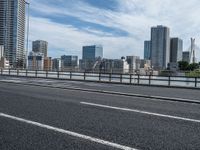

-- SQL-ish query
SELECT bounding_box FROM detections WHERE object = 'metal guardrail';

[0,69,200,88]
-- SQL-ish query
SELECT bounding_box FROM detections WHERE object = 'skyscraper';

[0,0,26,68]
[151,25,170,70]
[170,38,183,63]
[144,41,151,60]
[32,40,48,57]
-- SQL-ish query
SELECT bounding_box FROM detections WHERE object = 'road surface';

[0,77,200,150]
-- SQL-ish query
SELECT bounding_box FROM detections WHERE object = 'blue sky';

[29,0,200,60]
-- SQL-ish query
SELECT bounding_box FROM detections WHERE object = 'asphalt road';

[0,76,199,100]
[0,79,200,149]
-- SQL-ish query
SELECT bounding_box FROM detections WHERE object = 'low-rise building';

[126,56,140,74]
[100,57,129,74]
[0,57,10,69]
[61,55,78,71]
[44,57,52,71]
[52,58,61,71]
[28,52,44,70]
[182,51,190,63]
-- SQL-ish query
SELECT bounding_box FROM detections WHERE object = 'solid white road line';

[80,102,200,123]
[0,113,137,150]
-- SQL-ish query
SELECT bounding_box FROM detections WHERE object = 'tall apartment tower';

[32,40,48,57]
[0,0,26,68]
[151,25,170,70]
[170,38,183,63]
[144,41,151,60]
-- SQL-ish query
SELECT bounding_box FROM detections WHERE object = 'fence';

[0,69,200,88]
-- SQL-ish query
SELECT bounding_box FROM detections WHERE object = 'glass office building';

[0,0,26,68]
[144,41,151,60]
[61,55,78,70]
[82,45,103,60]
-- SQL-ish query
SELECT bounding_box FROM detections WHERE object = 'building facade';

[82,45,103,60]
[32,40,48,57]
[28,52,44,70]
[126,56,140,74]
[151,25,170,70]
[182,51,190,63]
[52,58,61,71]
[144,41,151,60]
[80,45,103,71]
[0,45,4,59]
[61,55,78,71]
[100,57,129,74]
[44,57,52,71]
[170,38,183,63]
[0,0,26,68]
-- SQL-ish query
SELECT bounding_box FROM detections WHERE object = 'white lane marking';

[0,113,137,150]
[80,102,200,123]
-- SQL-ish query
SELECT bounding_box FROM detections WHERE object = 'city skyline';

[29,0,200,61]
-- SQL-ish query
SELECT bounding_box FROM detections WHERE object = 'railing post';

[99,73,101,81]
[17,69,19,76]
[84,72,86,80]
[120,74,123,83]
[149,75,151,85]
[168,76,171,86]
[35,70,37,77]
[195,77,197,88]
[57,71,59,78]
[1,68,2,75]
[70,72,72,80]
[109,73,112,82]
[137,74,140,85]
[46,70,48,78]
[9,69,11,75]
[130,74,132,84]
[26,69,28,77]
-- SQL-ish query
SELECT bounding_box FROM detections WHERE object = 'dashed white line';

[0,113,138,150]
[80,102,200,123]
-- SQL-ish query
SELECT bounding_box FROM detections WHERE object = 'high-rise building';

[170,38,183,63]
[82,45,103,60]
[0,0,26,68]
[151,25,170,70]
[61,55,78,71]
[32,40,48,57]
[144,41,151,60]
[0,45,4,59]
[182,51,190,63]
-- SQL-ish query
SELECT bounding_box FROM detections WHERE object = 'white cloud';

[29,0,200,60]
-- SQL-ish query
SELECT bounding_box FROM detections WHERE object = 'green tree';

[178,61,189,71]
[187,63,199,71]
